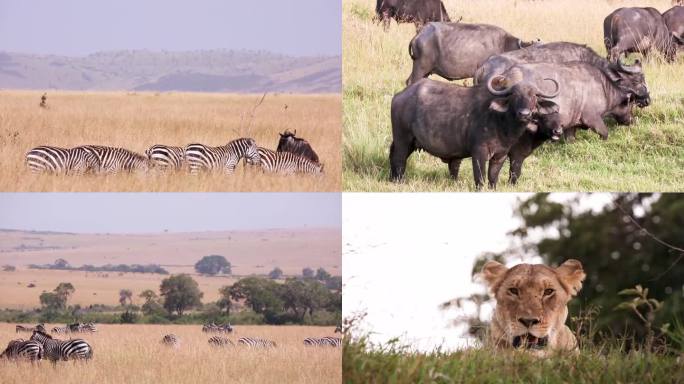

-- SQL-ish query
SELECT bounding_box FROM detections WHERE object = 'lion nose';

[518,318,540,328]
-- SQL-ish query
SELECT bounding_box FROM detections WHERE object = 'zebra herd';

[1,329,93,363]
[26,132,324,176]
[201,322,233,333]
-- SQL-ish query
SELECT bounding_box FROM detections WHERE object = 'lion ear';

[555,259,586,296]
[481,261,508,290]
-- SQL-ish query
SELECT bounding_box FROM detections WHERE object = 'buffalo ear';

[489,98,510,113]
[555,259,586,296]
[537,100,559,115]
[481,261,508,290]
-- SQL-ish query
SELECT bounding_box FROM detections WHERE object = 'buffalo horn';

[536,78,560,99]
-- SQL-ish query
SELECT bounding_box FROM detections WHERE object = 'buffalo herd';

[381,4,683,189]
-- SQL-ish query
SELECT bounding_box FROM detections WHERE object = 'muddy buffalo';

[604,7,681,62]
[276,130,319,163]
[406,22,540,85]
[502,62,644,184]
[664,6,684,50]
[390,71,561,189]
[376,0,450,30]
[474,41,650,131]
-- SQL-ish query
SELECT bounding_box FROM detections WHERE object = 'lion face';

[481,259,585,352]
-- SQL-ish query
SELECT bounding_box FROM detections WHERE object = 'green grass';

[342,0,684,191]
[343,338,684,383]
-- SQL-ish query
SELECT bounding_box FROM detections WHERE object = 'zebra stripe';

[237,337,276,348]
[146,145,185,171]
[0,339,44,361]
[25,146,98,175]
[208,336,234,347]
[162,334,179,347]
[75,322,97,333]
[52,326,70,334]
[30,330,93,362]
[185,138,260,174]
[303,337,342,347]
[257,147,323,174]
[76,145,150,174]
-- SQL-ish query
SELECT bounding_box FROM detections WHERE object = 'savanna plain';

[343,0,684,191]
[0,323,341,384]
[0,91,341,191]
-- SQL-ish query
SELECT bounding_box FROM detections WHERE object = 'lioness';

[481,259,586,355]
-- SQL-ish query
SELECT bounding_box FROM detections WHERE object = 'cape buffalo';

[390,71,561,189]
[604,7,680,62]
[474,41,651,134]
[276,130,319,163]
[664,6,684,50]
[376,0,450,30]
[503,62,641,184]
[406,22,541,85]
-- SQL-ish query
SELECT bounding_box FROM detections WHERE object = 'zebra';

[303,337,342,347]
[256,147,323,174]
[237,337,276,348]
[184,138,260,175]
[0,339,44,361]
[202,322,233,333]
[52,325,71,334]
[208,336,234,347]
[76,145,150,174]
[16,324,45,333]
[162,334,180,347]
[25,146,99,175]
[146,144,185,171]
[30,330,93,362]
[76,322,97,333]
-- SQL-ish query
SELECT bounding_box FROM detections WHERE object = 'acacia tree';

[119,289,133,306]
[194,255,231,275]
[160,275,203,316]
[217,286,232,316]
[54,282,75,305]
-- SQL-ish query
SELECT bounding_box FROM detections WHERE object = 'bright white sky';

[343,193,613,351]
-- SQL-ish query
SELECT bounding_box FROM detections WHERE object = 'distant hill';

[0,50,340,93]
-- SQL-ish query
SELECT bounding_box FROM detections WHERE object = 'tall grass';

[343,0,684,191]
[0,324,341,384]
[0,91,341,191]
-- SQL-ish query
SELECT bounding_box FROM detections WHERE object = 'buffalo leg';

[447,158,462,181]
[564,126,577,142]
[487,155,507,190]
[471,152,488,190]
[389,140,414,182]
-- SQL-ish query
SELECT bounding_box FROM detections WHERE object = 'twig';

[616,204,684,281]
[240,93,266,136]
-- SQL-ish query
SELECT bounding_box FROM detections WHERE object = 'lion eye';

[544,289,555,296]
[508,288,519,295]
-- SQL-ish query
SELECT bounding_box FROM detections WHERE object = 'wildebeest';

[376,0,450,30]
[664,6,684,49]
[407,22,540,85]
[604,7,681,62]
[390,71,561,189]
[502,62,645,184]
[474,42,650,140]
[277,130,320,163]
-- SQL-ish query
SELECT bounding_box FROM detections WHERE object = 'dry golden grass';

[0,91,341,191]
[0,324,341,384]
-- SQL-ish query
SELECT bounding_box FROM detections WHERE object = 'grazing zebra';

[16,324,45,333]
[0,339,44,361]
[185,138,260,174]
[146,144,185,171]
[30,330,93,362]
[76,145,150,174]
[25,146,99,175]
[303,337,342,347]
[237,337,276,348]
[208,336,234,347]
[162,334,180,347]
[257,147,323,174]
[76,322,97,333]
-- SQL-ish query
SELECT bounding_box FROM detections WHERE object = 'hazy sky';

[0,0,341,56]
[343,193,613,352]
[0,193,341,233]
